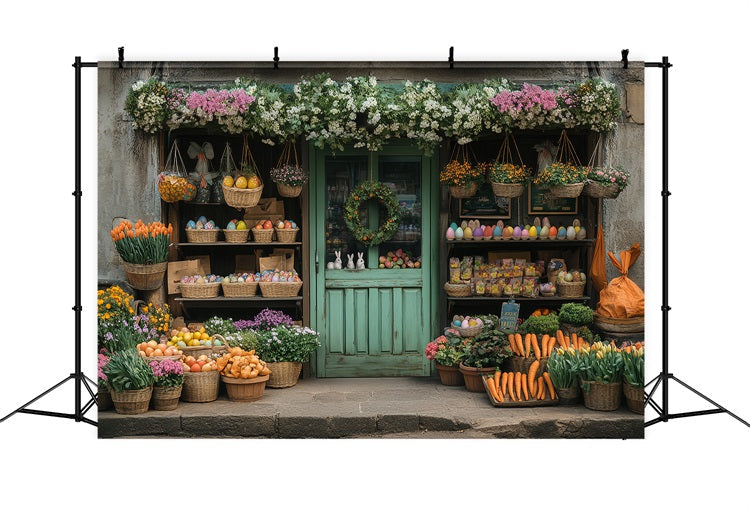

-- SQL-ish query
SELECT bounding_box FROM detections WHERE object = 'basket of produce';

[482,370,558,407]
[185,226,220,243]
[251,223,275,242]
[180,355,220,403]
[274,220,300,243]
[157,141,190,203]
[136,340,183,362]
[449,315,484,338]
[217,345,272,401]
[443,282,471,297]
[179,276,222,298]
[221,276,259,297]
[593,313,644,334]
[222,136,264,209]
[259,281,303,298]
[557,280,585,298]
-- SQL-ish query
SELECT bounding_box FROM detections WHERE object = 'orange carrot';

[536,376,544,399]
[501,372,509,398]
[531,334,541,360]
[564,336,571,350]
[515,334,523,356]
[528,360,540,396]
[556,330,565,346]
[494,371,501,394]
[540,334,549,358]
[524,334,531,358]
[487,377,502,402]
[521,374,529,401]
[547,336,556,356]
[539,377,547,400]
[572,333,579,350]
[543,372,556,400]
[514,372,523,402]
[507,334,518,355]
[508,373,516,401]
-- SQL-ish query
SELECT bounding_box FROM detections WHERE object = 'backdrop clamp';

[118,46,124,68]
[621,49,629,69]
[448,46,454,69]
[273,46,279,69]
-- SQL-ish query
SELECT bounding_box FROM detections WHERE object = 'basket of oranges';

[222,173,264,209]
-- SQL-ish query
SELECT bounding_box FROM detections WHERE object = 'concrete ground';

[98,377,643,439]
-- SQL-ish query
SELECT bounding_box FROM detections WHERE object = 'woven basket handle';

[212,333,228,351]
[131,299,147,315]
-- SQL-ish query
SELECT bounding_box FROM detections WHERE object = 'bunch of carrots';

[507,329,589,359]
[110,219,172,265]
[485,368,556,403]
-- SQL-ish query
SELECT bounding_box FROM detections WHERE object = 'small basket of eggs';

[179,274,223,298]
[274,219,299,243]
[185,216,220,243]
[449,315,484,338]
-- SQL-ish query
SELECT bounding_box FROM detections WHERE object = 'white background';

[1,1,748,510]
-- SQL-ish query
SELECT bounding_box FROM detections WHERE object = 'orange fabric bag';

[590,225,608,294]
[596,244,644,319]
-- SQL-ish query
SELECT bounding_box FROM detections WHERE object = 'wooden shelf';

[177,242,302,248]
[175,296,302,303]
[175,296,303,312]
[446,296,590,303]
[446,239,593,247]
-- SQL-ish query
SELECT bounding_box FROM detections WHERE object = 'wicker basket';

[593,313,645,334]
[223,229,250,243]
[540,290,556,297]
[143,354,182,364]
[122,261,167,291]
[251,228,274,243]
[221,375,269,402]
[556,385,582,406]
[448,182,479,199]
[180,345,218,358]
[444,282,471,297]
[490,182,525,198]
[185,228,220,243]
[181,370,220,403]
[583,181,621,199]
[97,385,113,411]
[557,280,585,298]
[276,182,303,198]
[266,361,302,388]
[221,280,259,297]
[179,282,221,298]
[549,182,585,198]
[259,281,303,298]
[455,324,482,338]
[151,385,182,411]
[581,380,622,411]
[623,381,645,414]
[275,227,299,243]
[110,385,153,415]
[223,183,263,209]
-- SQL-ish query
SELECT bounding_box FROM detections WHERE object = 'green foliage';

[558,303,594,326]
[461,329,513,369]
[547,348,581,389]
[432,333,466,367]
[103,350,154,392]
[256,325,321,363]
[222,330,259,353]
[344,181,402,246]
[204,316,238,336]
[101,322,148,354]
[579,342,624,391]
[519,313,560,337]
[622,345,645,387]
[576,326,600,344]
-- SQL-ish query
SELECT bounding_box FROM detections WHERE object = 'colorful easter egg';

[576,227,587,240]
[446,227,455,240]
[473,227,484,238]
[483,226,493,238]
[521,229,530,240]
[542,217,551,228]
[529,226,538,239]
[558,226,567,239]
[539,225,549,239]
[492,225,502,238]
[512,226,522,239]
[549,226,558,238]
[198,216,208,225]
[566,226,576,239]
[450,222,459,231]
[455,227,464,240]
[502,226,513,239]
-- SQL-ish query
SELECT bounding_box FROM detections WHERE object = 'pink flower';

[424,341,438,360]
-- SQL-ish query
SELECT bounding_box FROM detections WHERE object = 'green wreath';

[344,181,401,246]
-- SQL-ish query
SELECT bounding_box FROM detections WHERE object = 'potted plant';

[148,359,184,411]
[255,325,320,388]
[546,347,582,405]
[583,166,630,199]
[97,353,112,411]
[535,162,588,199]
[579,342,624,411]
[103,350,155,415]
[459,329,513,393]
[519,313,560,338]
[440,159,487,199]
[425,334,465,386]
[558,303,594,336]
[488,163,531,199]
[270,148,309,199]
[110,219,172,291]
[622,342,645,414]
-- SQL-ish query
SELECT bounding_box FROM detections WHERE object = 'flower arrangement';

[439,160,485,187]
[490,83,572,130]
[125,78,169,134]
[534,162,589,186]
[461,329,513,369]
[396,80,451,153]
[270,164,309,187]
[234,308,294,331]
[578,341,624,391]
[236,79,295,145]
[142,302,171,335]
[569,78,621,132]
[488,162,532,184]
[424,334,465,367]
[547,347,582,389]
[622,342,644,387]
[110,220,172,265]
[587,166,630,190]
[103,350,154,392]
[148,359,184,388]
[204,316,238,336]
[99,317,152,354]
[182,88,255,134]
[222,331,259,353]
[98,353,110,387]
[97,286,135,326]
[256,325,321,363]
[445,80,512,144]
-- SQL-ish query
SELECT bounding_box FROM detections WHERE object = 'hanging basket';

[490,182,525,198]
[276,182,303,198]
[151,385,182,411]
[122,261,167,291]
[549,182,585,198]
[266,362,303,388]
[158,141,190,203]
[223,183,264,209]
[584,181,621,199]
[110,385,153,415]
[448,182,479,199]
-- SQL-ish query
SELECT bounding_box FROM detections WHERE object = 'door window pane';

[325,156,368,264]
[378,156,422,264]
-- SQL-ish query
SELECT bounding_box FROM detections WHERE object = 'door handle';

[315,251,319,273]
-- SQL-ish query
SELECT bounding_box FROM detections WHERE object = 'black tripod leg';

[670,376,750,429]
[81,377,97,401]
[84,375,98,388]
[0,375,74,423]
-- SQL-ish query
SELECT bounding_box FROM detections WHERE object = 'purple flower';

[235,308,293,331]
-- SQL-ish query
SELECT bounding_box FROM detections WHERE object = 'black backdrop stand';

[643,56,749,429]
[0,56,98,427]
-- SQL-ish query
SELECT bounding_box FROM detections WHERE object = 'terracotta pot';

[623,381,645,414]
[458,363,496,393]
[435,363,464,386]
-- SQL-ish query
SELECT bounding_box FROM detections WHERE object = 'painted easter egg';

[576,227,587,240]
[450,222,459,231]
[529,226,538,239]
[539,225,549,239]
[473,227,484,238]
[558,226,567,239]
[493,225,502,238]
[455,227,464,240]
[513,226,522,239]
[566,226,576,239]
[549,226,558,238]
[446,227,455,240]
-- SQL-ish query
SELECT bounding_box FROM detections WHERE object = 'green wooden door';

[309,145,438,377]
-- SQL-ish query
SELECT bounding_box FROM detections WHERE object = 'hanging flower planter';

[271,141,308,198]
[489,133,531,198]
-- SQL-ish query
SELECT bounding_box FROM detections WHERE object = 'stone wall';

[98,61,644,289]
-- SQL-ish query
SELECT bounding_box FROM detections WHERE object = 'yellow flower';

[97,299,103,305]
[105,304,111,309]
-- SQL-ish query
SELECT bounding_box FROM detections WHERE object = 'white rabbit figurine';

[333,250,342,270]
[356,252,365,270]
[346,254,355,269]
